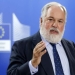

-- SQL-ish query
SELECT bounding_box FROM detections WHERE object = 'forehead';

[46,6,65,19]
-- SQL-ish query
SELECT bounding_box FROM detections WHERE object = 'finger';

[36,44,46,53]
[40,50,46,57]
[35,41,45,50]
[36,41,43,46]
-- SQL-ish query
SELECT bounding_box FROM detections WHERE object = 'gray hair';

[41,2,67,20]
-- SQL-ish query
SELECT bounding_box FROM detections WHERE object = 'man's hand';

[31,41,46,68]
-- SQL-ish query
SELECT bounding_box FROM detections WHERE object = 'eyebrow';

[59,19,64,21]
[47,16,64,21]
[47,16,54,18]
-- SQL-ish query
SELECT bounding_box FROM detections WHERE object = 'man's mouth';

[50,30,59,34]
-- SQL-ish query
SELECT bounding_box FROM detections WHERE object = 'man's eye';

[59,20,63,23]
[48,19,53,21]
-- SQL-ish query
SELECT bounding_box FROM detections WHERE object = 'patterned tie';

[50,43,64,75]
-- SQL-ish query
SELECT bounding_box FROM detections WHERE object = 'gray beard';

[40,26,65,43]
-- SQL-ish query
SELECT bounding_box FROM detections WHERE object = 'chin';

[46,34,63,43]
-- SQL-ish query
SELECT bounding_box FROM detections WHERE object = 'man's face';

[40,6,66,43]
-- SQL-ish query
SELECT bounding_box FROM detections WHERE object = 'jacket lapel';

[32,31,42,46]
[32,32,54,75]
[41,51,54,75]
[61,39,74,75]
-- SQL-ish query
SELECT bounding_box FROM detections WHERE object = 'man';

[7,2,75,75]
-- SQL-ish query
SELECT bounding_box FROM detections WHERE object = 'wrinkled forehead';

[47,5,65,15]
[46,6,66,19]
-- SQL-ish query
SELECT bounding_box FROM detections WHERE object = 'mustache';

[50,28,60,33]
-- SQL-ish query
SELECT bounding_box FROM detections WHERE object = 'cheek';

[45,24,51,30]
[59,25,65,32]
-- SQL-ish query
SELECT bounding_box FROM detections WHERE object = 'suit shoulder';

[14,31,40,45]
[14,35,33,46]
[62,38,75,47]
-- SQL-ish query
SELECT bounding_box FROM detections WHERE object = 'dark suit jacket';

[7,31,75,75]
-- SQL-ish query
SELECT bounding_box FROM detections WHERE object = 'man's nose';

[52,21,58,28]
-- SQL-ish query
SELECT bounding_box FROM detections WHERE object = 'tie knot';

[50,43,56,47]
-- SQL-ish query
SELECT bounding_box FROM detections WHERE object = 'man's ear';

[40,17,43,26]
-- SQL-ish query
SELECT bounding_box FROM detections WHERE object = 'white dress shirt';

[29,35,70,75]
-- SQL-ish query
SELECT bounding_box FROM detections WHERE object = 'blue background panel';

[0,0,75,75]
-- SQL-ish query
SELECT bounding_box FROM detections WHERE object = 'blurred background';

[0,0,75,75]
